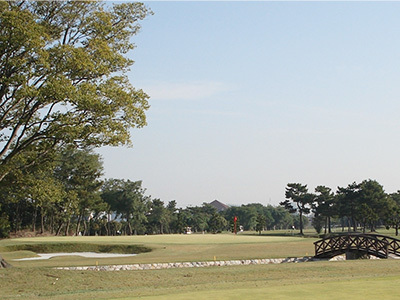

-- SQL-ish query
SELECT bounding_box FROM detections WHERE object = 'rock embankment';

[56,256,315,271]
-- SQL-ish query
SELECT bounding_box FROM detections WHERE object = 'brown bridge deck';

[314,233,400,259]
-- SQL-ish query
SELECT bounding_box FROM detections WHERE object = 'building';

[209,200,229,212]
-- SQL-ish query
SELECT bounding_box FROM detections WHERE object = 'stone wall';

[56,256,315,271]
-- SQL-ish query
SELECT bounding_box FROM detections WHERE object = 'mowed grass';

[2,259,400,299]
[1,233,400,299]
[0,234,315,268]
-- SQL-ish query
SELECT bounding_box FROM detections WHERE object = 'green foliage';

[223,204,294,232]
[101,179,150,235]
[312,186,336,234]
[0,1,152,180]
[336,180,389,232]
[147,199,169,234]
[255,214,266,235]
[0,146,103,236]
[0,215,10,238]
[208,213,228,233]
[311,214,324,235]
[387,192,400,235]
[186,204,217,233]
[54,146,104,235]
[280,183,312,235]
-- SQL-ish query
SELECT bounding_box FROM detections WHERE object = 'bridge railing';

[314,233,395,259]
[364,234,400,256]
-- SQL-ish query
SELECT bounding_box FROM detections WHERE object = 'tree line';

[2,145,399,238]
[280,181,400,235]
[1,145,399,238]
[0,146,303,237]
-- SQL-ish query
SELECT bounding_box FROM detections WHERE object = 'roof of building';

[209,200,229,212]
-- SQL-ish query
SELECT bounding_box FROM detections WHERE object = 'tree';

[147,199,168,234]
[101,179,150,235]
[387,192,400,236]
[165,200,179,234]
[280,183,312,235]
[208,213,228,234]
[337,180,388,232]
[186,204,217,233]
[313,186,336,234]
[0,203,10,238]
[53,146,104,235]
[358,179,388,232]
[311,213,324,235]
[337,182,361,232]
[270,206,294,230]
[0,1,152,181]
[0,150,64,235]
[255,213,266,235]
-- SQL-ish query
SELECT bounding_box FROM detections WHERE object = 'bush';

[0,215,10,238]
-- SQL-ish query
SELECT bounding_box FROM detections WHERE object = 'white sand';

[14,252,137,261]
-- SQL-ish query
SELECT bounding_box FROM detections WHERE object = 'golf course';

[1,233,400,299]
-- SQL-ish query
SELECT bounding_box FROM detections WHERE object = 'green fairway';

[1,234,400,299]
[135,273,400,300]
[0,234,316,268]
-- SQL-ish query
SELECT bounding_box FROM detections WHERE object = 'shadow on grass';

[3,243,151,254]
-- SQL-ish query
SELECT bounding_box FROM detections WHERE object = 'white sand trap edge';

[13,252,137,261]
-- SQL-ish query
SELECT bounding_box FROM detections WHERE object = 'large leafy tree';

[0,150,63,234]
[0,1,151,180]
[357,179,388,232]
[101,179,150,235]
[280,183,312,235]
[53,146,104,236]
[208,213,228,234]
[313,186,336,234]
[337,180,388,232]
[147,198,168,234]
[387,192,400,236]
[337,182,360,232]
[255,213,266,235]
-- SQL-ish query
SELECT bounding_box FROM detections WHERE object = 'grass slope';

[0,234,315,268]
[1,233,399,299]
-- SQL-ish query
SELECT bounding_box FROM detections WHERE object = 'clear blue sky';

[98,1,400,208]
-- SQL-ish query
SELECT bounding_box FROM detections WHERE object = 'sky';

[97,1,400,209]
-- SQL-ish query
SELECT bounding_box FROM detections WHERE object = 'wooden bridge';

[314,233,400,259]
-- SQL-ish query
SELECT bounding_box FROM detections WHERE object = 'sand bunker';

[14,252,137,261]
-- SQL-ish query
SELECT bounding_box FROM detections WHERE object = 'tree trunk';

[64,217,71,236]
[107,213,112,236]
[32,206,37,232]
[76,213,82,236]
[40,207,45,234]
[396,224,399,236]
[50,214,54,234]
[299,211,303,235]
[127,222,133,235]
[83,219,88,236]
[55,222,63,236]
[328,216,331,233]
